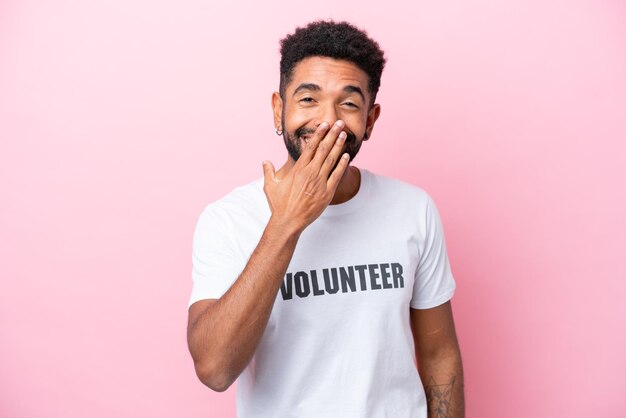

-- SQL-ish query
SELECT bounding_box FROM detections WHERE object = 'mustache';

[295,126,357,144]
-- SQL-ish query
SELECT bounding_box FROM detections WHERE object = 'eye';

[299,97,315,103]
[343,102,359,108]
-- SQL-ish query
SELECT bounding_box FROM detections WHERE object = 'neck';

[330,165,361,204]
[276,159,361,205]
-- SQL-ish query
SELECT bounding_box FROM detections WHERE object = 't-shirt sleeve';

[187,205,243,309]
[410,194,457,309]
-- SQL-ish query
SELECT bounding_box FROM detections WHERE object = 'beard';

[280,112,365,165]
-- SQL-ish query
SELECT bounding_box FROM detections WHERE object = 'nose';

[314,101,339,128]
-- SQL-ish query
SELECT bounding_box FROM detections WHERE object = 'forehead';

[287,56,369,95]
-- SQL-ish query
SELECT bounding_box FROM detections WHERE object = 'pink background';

[1,0,625,417]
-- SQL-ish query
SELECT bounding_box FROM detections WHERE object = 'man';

[187,20,465,418]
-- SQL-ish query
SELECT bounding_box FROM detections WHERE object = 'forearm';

[418,350,465,418]
[188,217,301,390]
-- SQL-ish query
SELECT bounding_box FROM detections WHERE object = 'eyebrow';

[293,83,321,96]
[292,83,366,102]
[343,85,365,102]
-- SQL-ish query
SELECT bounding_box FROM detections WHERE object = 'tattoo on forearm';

[424,376,455,418]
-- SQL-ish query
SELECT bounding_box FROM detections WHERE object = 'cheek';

[283,108,312,132]
[345,116,368,139]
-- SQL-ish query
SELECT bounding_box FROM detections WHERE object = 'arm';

[187,120,349,392]
[187,219,300,392]
[410,301,465,418]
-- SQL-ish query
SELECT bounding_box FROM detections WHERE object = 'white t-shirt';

[188,168,457,418]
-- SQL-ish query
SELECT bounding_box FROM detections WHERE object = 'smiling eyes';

[299,97,359,108]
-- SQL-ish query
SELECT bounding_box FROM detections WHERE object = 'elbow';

[195,361,235,393]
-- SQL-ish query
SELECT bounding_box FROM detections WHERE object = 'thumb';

[262,160,277,183]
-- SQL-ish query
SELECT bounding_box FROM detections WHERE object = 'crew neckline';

[253,167,371,218]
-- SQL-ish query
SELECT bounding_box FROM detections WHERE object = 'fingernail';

[336,120,345,128]
[339,131,347,140]
[320,122,329,130]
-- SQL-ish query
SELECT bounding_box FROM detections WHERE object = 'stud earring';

[276,128,283,136]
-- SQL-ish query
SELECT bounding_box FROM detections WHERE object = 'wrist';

[266,215,304,241]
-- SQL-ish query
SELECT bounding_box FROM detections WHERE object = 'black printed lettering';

[310,270,325,296]
[380,263,393,289]
[323,268,340,294]
[369,264,382,290]
[280,273,294,300]
[354,265,368,291]
[391,263,404,288]
[282,262,404,301]
[294,271,310,298]
[339,266,356,293]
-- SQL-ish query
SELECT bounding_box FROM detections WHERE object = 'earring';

[276,128,283,136]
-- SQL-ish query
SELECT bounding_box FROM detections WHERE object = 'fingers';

[310,120,345,168]
[326,153,350,192]
[318,130,347,179]
[296,122,330,166]
[262,160,277,184]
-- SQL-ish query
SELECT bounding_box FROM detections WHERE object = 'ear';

[364,103,381,141]
[271,92,283,131]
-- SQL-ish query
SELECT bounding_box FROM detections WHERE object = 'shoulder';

[197,176,266,223]
[364,169,434,207]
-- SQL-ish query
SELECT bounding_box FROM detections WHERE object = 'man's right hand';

[262,120,350,234]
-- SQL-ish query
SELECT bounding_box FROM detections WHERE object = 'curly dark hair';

[279,20,386,107]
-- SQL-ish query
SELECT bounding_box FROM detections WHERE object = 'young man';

[187,20,465,418]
